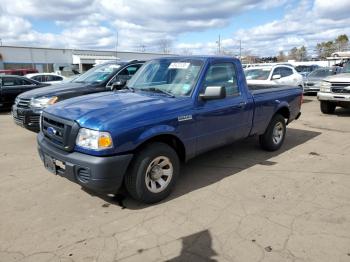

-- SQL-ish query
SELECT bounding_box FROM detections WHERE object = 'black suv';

[0,75,49,109]
[12,60,144,132]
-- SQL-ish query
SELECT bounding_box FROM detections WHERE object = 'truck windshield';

[72,63,121,84]
[127,59,204,96]
[245,68,271,80]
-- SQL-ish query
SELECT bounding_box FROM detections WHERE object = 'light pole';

[115,31,119,62]
[239,40,242,60]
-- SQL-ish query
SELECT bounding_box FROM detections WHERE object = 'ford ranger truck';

[37,56,302,204]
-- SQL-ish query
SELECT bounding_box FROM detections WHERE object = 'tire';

[320,101,336,114]
[259,114,286,151]
[124,142,180,204]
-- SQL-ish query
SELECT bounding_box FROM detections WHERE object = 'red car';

[0,68,38,76]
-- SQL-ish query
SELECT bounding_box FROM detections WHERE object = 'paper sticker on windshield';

[169,62,190,69]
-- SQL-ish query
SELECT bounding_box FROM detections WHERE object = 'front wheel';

[259,114,286,151]
[320,101,336,114]
[124,142,179,204]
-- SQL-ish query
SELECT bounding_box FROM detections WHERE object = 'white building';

[0,45,173,74]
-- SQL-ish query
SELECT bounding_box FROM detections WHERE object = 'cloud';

[0,0,288,51]
[313,0,350,20]
[0,0,348,56]
[176,0,350,56]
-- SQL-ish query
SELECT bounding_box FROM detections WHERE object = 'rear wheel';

[124,142,179,204]
[259,114,286,151]
[320,101,336,114]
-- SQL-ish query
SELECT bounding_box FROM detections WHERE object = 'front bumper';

[317,92,350,103]
[37,132,133,194]
[12,105,41,132]
[303,86,320,93]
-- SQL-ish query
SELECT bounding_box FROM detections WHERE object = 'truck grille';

[29,115,40,124]
[331,82,350,94]
[16,98,31,109]
[42,113,79,152]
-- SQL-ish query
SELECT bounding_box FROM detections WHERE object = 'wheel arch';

[274,104,290,123]
[135,133,187,162]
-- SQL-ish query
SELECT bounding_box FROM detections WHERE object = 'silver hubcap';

[145,156,173,193]
[272,122,284,144]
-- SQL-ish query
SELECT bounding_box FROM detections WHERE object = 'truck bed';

[248,85,303,136]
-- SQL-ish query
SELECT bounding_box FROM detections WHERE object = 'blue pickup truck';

[37,56,302,203]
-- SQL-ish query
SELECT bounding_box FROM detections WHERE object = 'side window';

[110,64,143,85]
[53,76,63,81]
[280,67,293,77]
[2,77,16,86]
[2,77,32,86]
[272,68,281,78]
[204,63,239,96]
[46,75,55,82]
[18,78,33,85]
[32,76,42,82]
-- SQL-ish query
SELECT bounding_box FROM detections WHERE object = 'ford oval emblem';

[47,127,57,135]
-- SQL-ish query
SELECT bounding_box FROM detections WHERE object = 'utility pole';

[216,35,221,54]
[115,31,119,62]
[239,40,242,60]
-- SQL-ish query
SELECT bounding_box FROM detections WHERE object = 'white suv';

[245,65,304,88]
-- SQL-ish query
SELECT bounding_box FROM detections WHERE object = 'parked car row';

[0,75,50,109]
[11,60,144,132]
[7,56,303,204]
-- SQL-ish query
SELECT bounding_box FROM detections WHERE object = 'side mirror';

[111,79,126,90]
[272,74,282,80]
[199,86,226,100]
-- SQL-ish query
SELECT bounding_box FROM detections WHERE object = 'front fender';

[136,125,177,145]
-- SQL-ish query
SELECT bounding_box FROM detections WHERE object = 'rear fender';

[274,102,291,122]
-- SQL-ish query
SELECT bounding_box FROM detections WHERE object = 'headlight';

[30,96,58,109]
[320,81,331,92]
[76,128,113,150]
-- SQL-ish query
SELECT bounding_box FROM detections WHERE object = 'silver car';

[304,67,341,93]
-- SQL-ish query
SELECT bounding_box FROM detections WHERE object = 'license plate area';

[44,155,66,175]
[44,155,56,174]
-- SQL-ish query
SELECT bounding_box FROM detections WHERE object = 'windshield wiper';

[139,87,175,97]
[123,85,135,92]
[112,85,135,92]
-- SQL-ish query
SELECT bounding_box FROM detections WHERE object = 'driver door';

[194,62,249,154]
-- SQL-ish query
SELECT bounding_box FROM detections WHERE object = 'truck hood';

[324,73,350,82]
[44,91,190,130]
[18,82,97,99]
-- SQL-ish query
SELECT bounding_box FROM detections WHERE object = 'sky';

[0,0,349,56]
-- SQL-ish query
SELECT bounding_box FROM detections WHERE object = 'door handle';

[233,102,246,109]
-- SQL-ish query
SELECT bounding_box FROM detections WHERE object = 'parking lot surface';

[0,96,350,262]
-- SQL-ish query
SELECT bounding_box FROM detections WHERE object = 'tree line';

[276,34,349,62]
